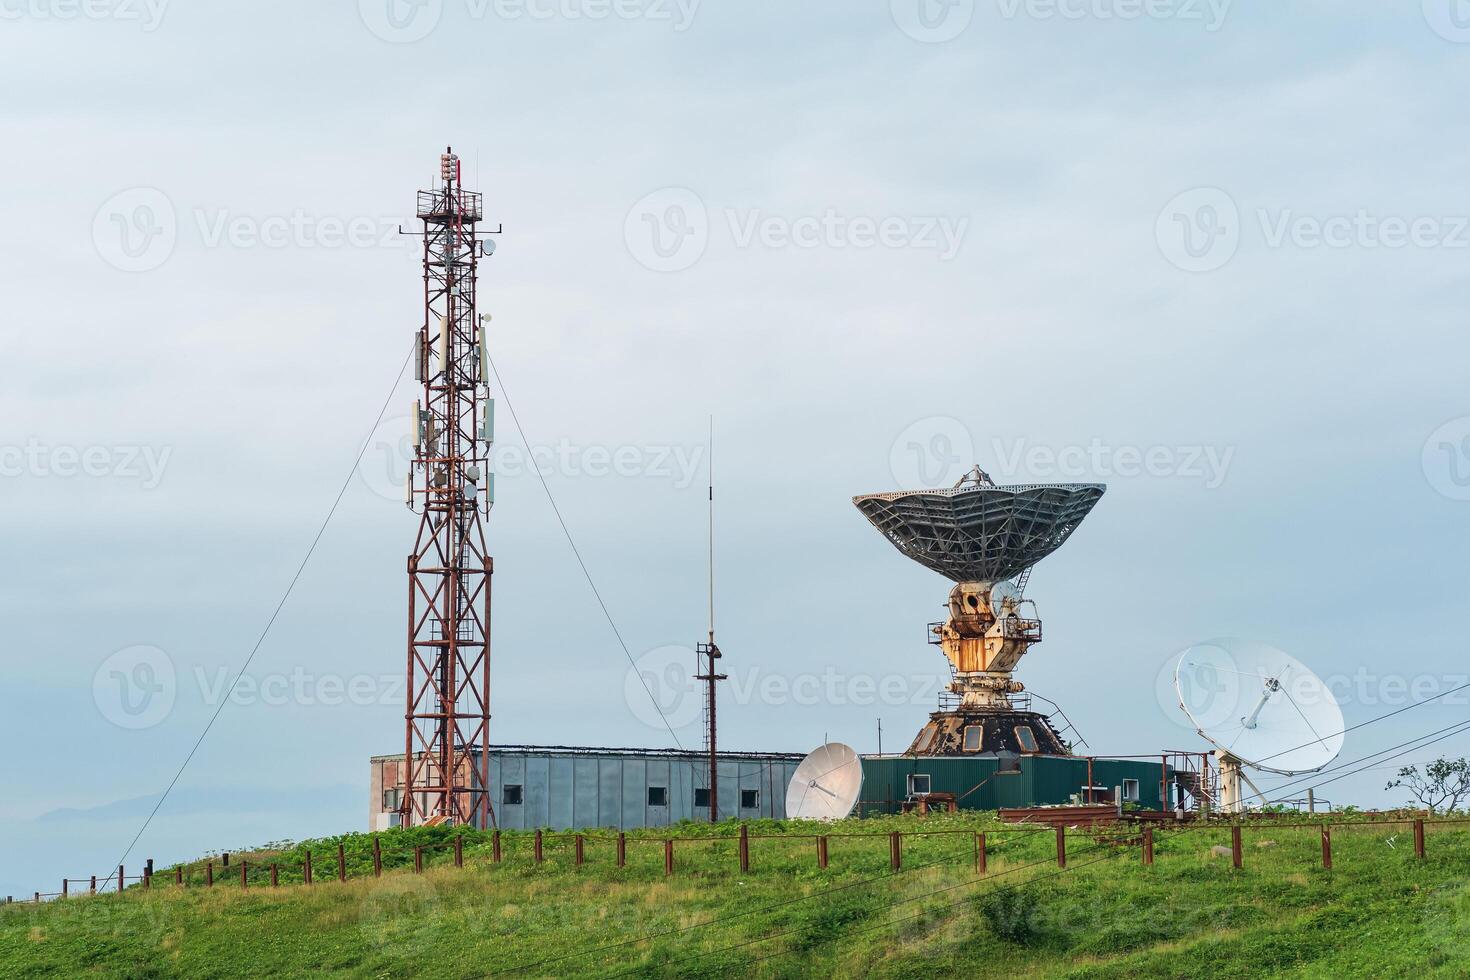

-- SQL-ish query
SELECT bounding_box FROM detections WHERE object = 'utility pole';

[695,418,726,822]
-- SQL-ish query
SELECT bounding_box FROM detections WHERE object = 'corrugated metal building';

[370,745,804,832]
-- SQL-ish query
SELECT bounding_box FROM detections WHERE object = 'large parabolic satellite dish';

[1174,639,1344,776]
[853,467,1105,583]
[785,742,864,821]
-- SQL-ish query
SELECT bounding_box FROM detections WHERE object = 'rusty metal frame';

[400,148,497,829]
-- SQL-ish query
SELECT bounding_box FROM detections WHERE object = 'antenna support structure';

[400,147,500,828]
[694,423,726,822]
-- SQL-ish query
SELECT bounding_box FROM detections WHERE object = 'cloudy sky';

[3,0,1469,897]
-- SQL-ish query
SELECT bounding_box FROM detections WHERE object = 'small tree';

[1387,757,1470,813]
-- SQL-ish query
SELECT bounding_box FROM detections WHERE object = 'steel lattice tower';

[401,147,497,828]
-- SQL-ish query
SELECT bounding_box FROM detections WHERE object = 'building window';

[382,787,400,811]
[648,786,668,807]
[741,789,759,809]
[694,787,710,809]
[908,773,932,796]
[1014,726,1039,753]
[962,725,983,752]
[502,784,523,805]
[1122,779,1140,803]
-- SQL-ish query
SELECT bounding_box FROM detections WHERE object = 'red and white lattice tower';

[401,147,497,828]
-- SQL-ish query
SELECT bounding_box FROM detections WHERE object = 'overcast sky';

[3,0,1469,897]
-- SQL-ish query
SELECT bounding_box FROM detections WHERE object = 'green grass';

[5,814,1470,978]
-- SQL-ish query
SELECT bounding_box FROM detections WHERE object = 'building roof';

[371,744,805,763]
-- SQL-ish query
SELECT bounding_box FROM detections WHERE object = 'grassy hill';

[4,813,1469,978]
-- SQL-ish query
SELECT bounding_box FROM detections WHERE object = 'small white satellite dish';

[785,742,863,822]
[1173,639,1344,813]
[989,580,1021,618]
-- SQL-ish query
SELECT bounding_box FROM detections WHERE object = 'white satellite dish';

[989,579,1021,618]
[1173,639,1344,813]
[785,742,863,821]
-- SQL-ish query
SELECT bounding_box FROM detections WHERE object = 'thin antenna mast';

[695,417,726,823]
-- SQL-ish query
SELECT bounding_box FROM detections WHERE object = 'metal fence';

[6,815,1469,906]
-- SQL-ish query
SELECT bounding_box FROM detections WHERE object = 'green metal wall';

[858,755,1170,815]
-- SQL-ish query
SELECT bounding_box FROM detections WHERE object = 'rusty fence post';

[271,864,279,888]
[240,861,248,889]
[1415,818,1426,859]
[817,836,829,870]
[977,832,987,874]
[1232,825,1243,869]
[339,843,347,882]
[1321,824,1332,870]
[1143,827,1154,866]
[492,830,502,864]
[145,859,154,888]
[890,832,902,871]
[90,875,96,896]
[616,832,626,868]
[664,839,674,876]
[739,825,750,873]
[534,830,544,864]
[1056,827,1067,869]
[205,862,213,888]
[304,850,313,886]
[574,835,584,867]
[118,865,125,893]
[453,836,463,869]
[373,837,382,878]
[61,879,67,899]
[414,847,423,874]
[175,866,183,887]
